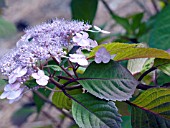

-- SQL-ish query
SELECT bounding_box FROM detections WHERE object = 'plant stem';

[50,78,63,89]
[42,110,59,125]
[33,90,74,120]
[65,84,82,90]
[162,82,170,88]
[153,70,158,86]
[137,83,156,90]
[57,76,73,80]
[45,86,62,92]
[52,56,73,78]
[62,89,89,111]
[138,67,157,81]
[69,61,78,78]
[100,0,114,18]
[151,0,159,13]
[135,0,152,16]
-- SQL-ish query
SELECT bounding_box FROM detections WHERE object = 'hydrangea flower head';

[0,18,110,103]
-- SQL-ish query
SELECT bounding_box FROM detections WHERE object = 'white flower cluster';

[0,18,110,103]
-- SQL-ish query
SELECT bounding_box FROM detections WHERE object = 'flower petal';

[102,52,111,63]
[42,75,49,80]
[36,78,48,86]
[9,94,23,104]
[7,88,24,100]
[100,30,110,34]
[95,47,111,64]
[13,66,22,73]
[0,91,10,99]
[38,70,45,77]
[90,40,98,48]
[16,67,27,77]
[77,58,88,66]
[82,32,89,39]
[8,74,17,84]
[4,83,21,91]
[94,25,102,31]
[32,73,40,79]
[73,36,81,43]
[78,39,90,47]
[95,57,102,64]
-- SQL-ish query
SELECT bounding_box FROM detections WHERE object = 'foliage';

[0,0,170,128]
[0,17,17,38]
[72,93,122,128]
[148,5,170,50]
[71,0,98,24]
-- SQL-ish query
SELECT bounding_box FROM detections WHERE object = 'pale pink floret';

[95,47,111,64]
[69,54,88,66]
[32,70,49,86]
[8,66,27,84]
[73,32,90,47]
[0,82,24,100]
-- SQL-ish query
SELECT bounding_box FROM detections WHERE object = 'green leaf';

[71,0,98,24]
[52,91,72,110]
[78,60,139,101]
[0,79,7,91]
[131,13,144,31]
[132,88,170,119]
[114,48,170,61]
[89,43,170,61]
[121,116,132,128]
[131,106,170,128]
[45,65,62,72]
[154,58,170,76]
[141,58,154,73]
[0,17,17,38]
[11,106,35,126]
[89,43,137,57]
[72,93,122,128]
[116,101,130,116]
[111,13,131,32]
[127,58,148,75]
[157,72,170,86]
[52,89,81,110]
[148,5,170,50]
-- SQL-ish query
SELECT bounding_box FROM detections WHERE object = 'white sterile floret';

[93,25,110,34]
[69,54,88,66]
[8,66,27,84]
[95,47,111,63]
[72,32,90,47]
[32,70,49,86]
[89,40,98,48]
[0,82,24,100]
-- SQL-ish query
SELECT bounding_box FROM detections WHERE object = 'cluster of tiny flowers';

[0,18,110,103]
